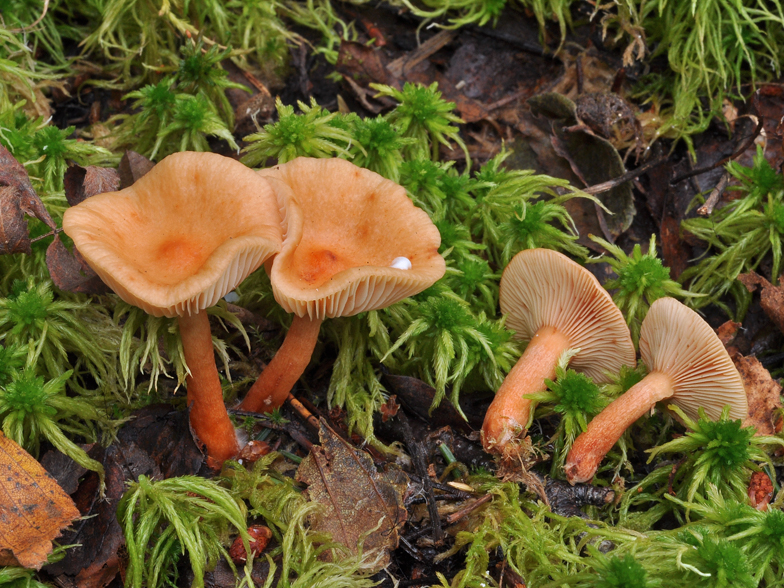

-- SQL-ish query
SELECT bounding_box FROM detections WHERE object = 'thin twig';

[444,493,492,525]
[697,170,731,216]
[583,156,667,195]
[670,115,764,185]
[30,227,62,243]
[287,394,320,431]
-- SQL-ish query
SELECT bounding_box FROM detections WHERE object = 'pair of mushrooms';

[63,152,444,464]
[482,248,747,483]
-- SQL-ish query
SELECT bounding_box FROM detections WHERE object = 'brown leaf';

[44,405,204,585]
[716,320,742,347]
[738,271,784,335]
[0,145,56,255]
[295,420,407,571]
[64,165,120,206]
[46,235,110,295]
[0,431,80,569]
[735,355,783,435]
[118,151,155,190]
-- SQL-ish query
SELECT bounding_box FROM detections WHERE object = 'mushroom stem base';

[565,371,675,484]
[481,325,571,455]
[179,311,240,464]
[239,315,324,413]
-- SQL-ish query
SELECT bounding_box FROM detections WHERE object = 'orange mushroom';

[238,157,445,413]
[62,152,282,464]
[565,297,748,483]
[481,248,636,457]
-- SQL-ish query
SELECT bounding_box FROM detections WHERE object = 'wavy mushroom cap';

[63,152,282,317]
[258,157,446,319]
[640,297,747,421]
[499,248,635,383]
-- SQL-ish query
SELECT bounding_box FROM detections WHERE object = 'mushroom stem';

[179,311,240,463]
[565,371,675,484]
[239,315,324,413]
[482,325,571,454]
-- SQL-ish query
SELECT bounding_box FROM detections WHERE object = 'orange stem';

[565,371,675,484]
[482,326,571,455]
[239,315,323,413]
[179,311,239,464]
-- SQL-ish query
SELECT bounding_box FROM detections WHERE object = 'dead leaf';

[44,405,204,586]
[0,145,56,255]
[295,420,407,571]
[63,165,120,206]
[118,151,155,190]
[716,320,742,347]
[735,355,783,435]
[0,431,80,569]
[738,272,784,335]
[528,93,635,239]
[337,41,391,87]
[46,235,109,295]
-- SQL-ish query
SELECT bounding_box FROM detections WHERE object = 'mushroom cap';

[639,297,747,421]
[63,152,282,317]
[258,157,445,319]
[499,248,635,383]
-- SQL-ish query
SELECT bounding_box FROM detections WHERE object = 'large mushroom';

[238,157,445,413]
[62,151,282,463]
[565,296,748,483]
[481,248,636,456]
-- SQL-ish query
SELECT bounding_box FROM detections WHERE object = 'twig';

[386,30,457,78]
[697,170,731,216]
[444,494,492,524]
[582,156,667,195]
[30,228,63,243]
[286,394,320,431]
[399,413,444,543]
[670,115,764,185]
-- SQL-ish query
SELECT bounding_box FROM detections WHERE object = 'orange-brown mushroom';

[565,297,748,483]
[239,157,445,413]
[62,151,282,464]
[481,248,636,457]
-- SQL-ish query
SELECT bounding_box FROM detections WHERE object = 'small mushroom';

[63,152,282,464]
[239,157,445,413]
[481,248,636,456]
[565,297,748,483]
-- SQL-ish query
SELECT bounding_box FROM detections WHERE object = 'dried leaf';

[716,320,742,346]
[529,92,635,238]
[295,420,407,571]
[46,234,110,295]
[118,151,155,189]
[64,165,120,206]
[736,354,783,436]
[738,271,784,335]
[0,431,80,569]
[0,145,56,255]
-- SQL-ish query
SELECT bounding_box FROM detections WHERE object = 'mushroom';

[565,296,748,483]
[481,248,636,456]
[238,157,445,413]
[62,151,282,463]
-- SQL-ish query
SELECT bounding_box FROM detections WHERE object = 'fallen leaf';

[118,151,155,190]
[0,431,80,569]
[528,92,635,239]
[63,165,120,206]
[44,405,203,586]
[46,235,110,295]
[748,470,774,511]
[738,272,784,335]
[295,420,407,571]
[0,145,56,255]
[735,354,783,436]
[716,320,742,347]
